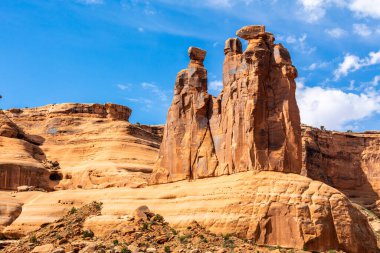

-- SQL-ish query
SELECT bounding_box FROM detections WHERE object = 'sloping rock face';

[0,110,53,190]
[3,103,162,189]
[2,172,378,252]
[151,25,302,183]
[302,125,380,215]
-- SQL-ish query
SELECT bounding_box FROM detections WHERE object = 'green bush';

[68,207,77,214]
[30,235,38,243]
[121,248,132,253]
[113,239,119,246]
[179,234,191,243]
[164,245,171,253]
[82,230,94,239]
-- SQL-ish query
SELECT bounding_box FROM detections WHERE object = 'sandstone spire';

[150,47,219,183]
[151,25,302,183]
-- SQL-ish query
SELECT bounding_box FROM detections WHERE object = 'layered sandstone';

[2,171,378,252]
[302,125,380,214]
[151,25,302,183]
[0,110,54,190]
[3,103,162,189]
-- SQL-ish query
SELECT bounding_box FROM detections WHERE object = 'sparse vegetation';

[179,234,191,243]
[222,233,235,249]
[164,245,171,253]
[82,230,94,239]
[29,235,37,243]
[121,248,131,253]
[153,213,164,222]
[141,222,149,231]
[94,201,103,210]
[68,206,77,214]
[113,239,119,245]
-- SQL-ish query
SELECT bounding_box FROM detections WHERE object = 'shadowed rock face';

[301,125,380,215]
[151,25,302,183]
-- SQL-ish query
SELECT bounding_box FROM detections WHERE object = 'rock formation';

[2,171,378,252]
[2,103,162,190]
[151,25,302,183]
[302,125,380,215]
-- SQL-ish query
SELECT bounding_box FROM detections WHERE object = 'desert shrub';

[164,245,171,253]
[179,234,191,243]
[121,248,131,253]
[94,201,103,210]
[30,235,38,243]
[68,207,77,214]
[113,239,119,245]
[82,230,94,239]
[153,214,164,222]
[141,222,149,231]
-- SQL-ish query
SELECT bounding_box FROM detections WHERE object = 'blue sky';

[1,0,380,131]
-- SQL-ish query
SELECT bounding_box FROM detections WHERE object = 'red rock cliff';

[151,25,302,183]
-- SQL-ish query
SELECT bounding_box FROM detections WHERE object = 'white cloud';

[282,34,316,54]
[204,0,232,7]
[297,0,327,22]
[371,75,380,86]
[138,27,144,32]
[141,82,168,102]
[209,80,223,92]
[298,0,380,22]
[334,50,380,79]
[76,0,103,4]
[297,83,380,130]
[349,0,380,19]
[353,23,372,36]
[306,61,329,70]
[117,84,130,90]
[326,27,347,38]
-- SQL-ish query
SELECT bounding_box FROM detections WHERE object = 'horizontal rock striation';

[302,125,380,214]
[4,104,162,189]
[2,171,378,252]
[151,25,302,183]
[6,103,132,121]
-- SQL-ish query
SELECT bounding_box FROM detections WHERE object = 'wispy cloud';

[76,0,104,5]
[353,23,372,37]
[326,27,347,38]
[280,34,316,54]
[298,0,380,22]
[209,80,223,92]
[117,84,130,90]
[305,61,329,71]
[141,82,169,102]
[334,50,380,79]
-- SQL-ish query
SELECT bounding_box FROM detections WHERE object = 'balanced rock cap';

[188,47,207,63]
[236,25,265,40]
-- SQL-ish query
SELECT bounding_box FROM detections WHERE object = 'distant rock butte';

[1,103,163,190]
[151,25,302,183]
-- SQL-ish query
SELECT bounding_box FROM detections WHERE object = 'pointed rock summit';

[151,25,302,183]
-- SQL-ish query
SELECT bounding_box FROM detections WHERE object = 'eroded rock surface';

[151,25,302,183]
[302,125,380,215]
[3,103,163,189]
[2,172,378,252]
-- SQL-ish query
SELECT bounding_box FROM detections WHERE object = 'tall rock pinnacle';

[151,25,302,183]
[150,47,219,183]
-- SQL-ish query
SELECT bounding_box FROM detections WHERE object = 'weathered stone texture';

[151,26,302,183]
